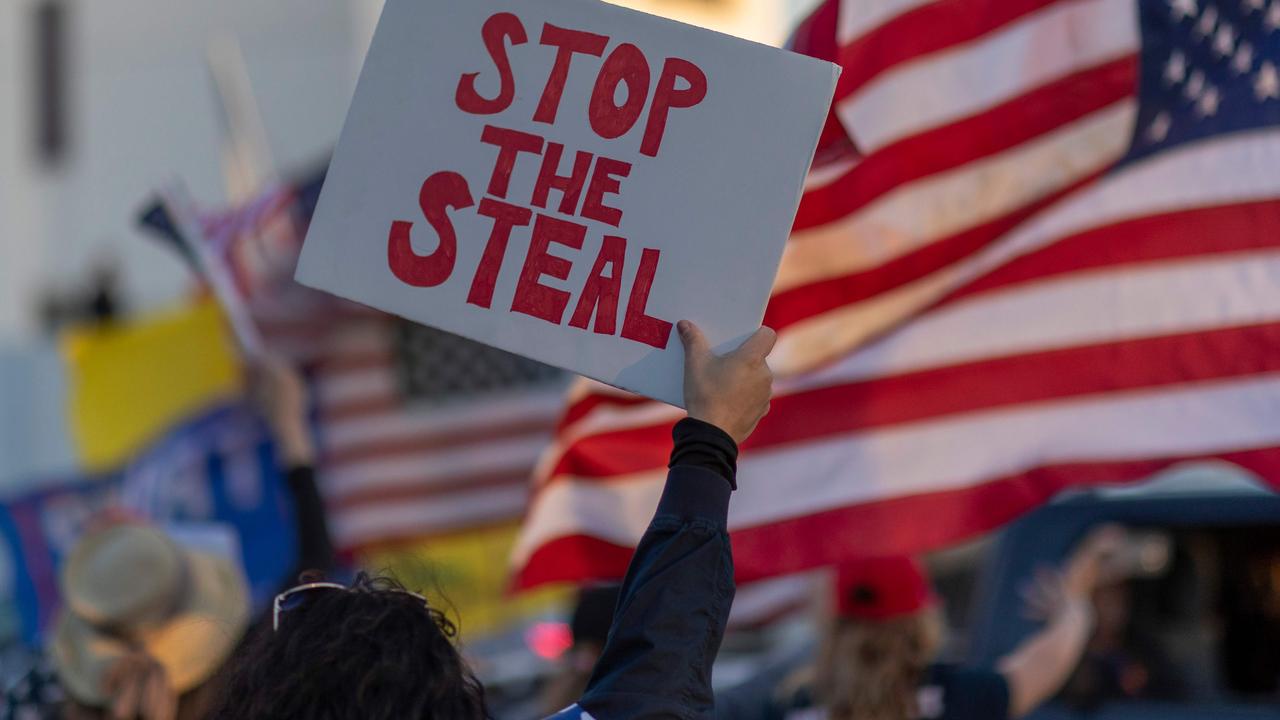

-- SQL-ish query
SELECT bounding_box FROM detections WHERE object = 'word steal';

[386,12,709,350]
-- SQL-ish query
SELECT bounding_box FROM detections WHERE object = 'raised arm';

[251,355,336,575]
[569,321,775,720]
[997,525,1126,718]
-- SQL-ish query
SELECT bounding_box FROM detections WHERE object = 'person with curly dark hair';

[213,572,489,719]
[210,320,777,720]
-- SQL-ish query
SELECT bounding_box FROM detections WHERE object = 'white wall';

[0,0,361,342]
[0,0,42,339]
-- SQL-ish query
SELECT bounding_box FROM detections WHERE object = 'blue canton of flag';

[1127,0,1280,164]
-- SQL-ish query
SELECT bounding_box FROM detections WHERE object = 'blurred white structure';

[0,0,820,342]
[0,0,365,341]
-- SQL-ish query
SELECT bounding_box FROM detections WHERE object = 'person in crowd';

[762,526,1127,720]
[1,523,251,720]
[247,355,337,582]
[1,355,335,720]
[208,319,776,720]
[540,584,622,715]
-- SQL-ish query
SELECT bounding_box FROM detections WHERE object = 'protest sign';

[0,405,296,644]
[297,0,838,405]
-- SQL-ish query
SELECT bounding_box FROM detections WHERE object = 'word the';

[456,12,707,157]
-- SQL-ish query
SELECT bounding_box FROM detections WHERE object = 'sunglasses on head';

[272,581,431,631]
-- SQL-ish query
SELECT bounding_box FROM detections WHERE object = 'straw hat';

[50,524,250,706]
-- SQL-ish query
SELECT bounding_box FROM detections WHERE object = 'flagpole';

[159,182,265,357]
[205,33,278,203]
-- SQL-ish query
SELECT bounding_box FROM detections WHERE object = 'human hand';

[677,320,776,445]
[249,354,307,429]
[1063,524,1128,599]
[1020,566,1092,625]
[103,651,177,720]
[248,354,314,465]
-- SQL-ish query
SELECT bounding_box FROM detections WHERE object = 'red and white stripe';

[510,0,1280,587]
[771,0,1145,371]
[303,315,566,549]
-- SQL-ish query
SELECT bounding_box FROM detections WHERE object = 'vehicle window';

[1056,525,1280,711]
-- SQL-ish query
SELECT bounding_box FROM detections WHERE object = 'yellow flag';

[360,522,570,638]
[63,298,242,471]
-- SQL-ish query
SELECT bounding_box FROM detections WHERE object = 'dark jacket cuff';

[284,464,337,573]
[655,465,732,527]
[669,417,739,489]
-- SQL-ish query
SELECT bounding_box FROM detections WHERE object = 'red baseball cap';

[834,556,937,621]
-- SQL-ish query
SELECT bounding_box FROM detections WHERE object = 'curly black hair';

[209,573,490,720]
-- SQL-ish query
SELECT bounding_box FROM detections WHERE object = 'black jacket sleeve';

[577,418,738,720]
[284,465,336,577]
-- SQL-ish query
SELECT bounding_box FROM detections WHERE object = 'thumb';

[677,320,711,363]
[736,326,778,360]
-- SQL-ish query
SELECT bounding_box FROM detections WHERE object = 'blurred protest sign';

[62,297,242,472]
[297,0,838,406]
[0,405,297,645]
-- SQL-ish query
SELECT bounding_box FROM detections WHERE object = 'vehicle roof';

[1050,460,1275,505]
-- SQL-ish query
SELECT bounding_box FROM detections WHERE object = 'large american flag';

[509,0,1280,588]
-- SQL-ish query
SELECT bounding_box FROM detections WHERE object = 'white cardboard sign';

[297,0,838,407]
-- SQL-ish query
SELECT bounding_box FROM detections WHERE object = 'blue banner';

[0,404,298,646]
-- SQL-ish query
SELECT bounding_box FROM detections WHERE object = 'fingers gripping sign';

[678,320,776,444]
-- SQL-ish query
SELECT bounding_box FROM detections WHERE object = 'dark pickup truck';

[966,463,1280,719]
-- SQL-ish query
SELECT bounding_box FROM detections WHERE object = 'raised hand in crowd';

[248,353,335,578]
[248,353,315,467]
[999,524,1128,717]
[99,651,178,720]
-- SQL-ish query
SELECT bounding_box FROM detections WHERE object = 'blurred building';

[0,0,368,342]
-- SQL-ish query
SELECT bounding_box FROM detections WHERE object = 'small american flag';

[141,170,571,549]
[510,0,1280,588]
